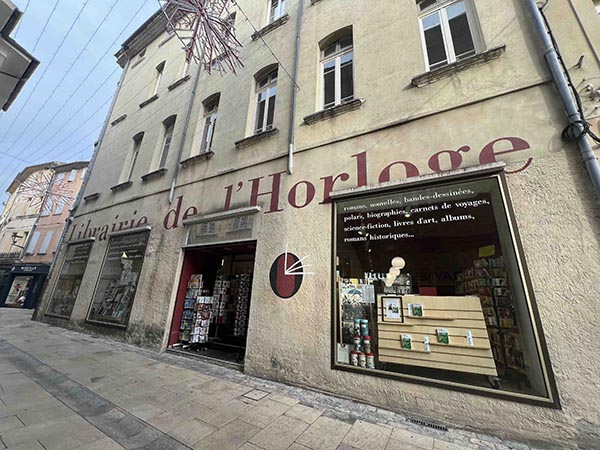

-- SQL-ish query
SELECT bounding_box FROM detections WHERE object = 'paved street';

[0,309,535,450]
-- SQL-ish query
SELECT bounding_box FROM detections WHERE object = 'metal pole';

[526,0,600,199]
[287,0,304,176]
[169,54,203,204]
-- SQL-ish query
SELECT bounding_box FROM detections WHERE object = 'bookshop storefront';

[328,167,558,405]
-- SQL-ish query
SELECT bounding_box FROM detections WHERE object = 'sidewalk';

[0,309,536,450]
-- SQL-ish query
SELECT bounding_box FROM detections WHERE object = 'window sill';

[181,151,214,168]
[110,114,127,126]
[251,14,290,41]
[235,128,279,149]
[110,181,132,192]
[84,193,100,202]
[139,94,159,109]
[141,167,168,182]
[310,0,323,4]
[131,57,145,69]
[168,75,191,91]
[411,45,506,88]
[303,98,365,125]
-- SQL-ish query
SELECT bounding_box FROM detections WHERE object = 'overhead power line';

[0,0,92,145]
[14,0,148,157]
[32,0,61,53]
[2,0,120,151]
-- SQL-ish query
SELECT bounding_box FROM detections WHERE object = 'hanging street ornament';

[158,0,244,75]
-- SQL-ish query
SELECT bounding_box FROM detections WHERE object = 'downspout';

[526,0,600,199]
[287,0,304,175]
[169,57,203,204]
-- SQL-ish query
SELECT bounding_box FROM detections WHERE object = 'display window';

[5,275,33,307]
[46,240,94,318]
[333,172,557,404]
[86,230,150,327]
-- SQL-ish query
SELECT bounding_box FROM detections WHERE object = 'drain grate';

[407,417,449,432]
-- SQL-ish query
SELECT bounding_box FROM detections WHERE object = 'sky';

[0,0,160,204]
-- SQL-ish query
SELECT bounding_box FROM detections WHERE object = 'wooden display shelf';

[377,294,498,377]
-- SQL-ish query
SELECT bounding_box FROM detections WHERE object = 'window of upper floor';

[54,197,66,215]
[25,231,40,255]
[320,28,354,109]
[38,231,54,255]
[268,0,286,25]
[153,61,166,96]
[126,132,144,182]
[254,67,278,134]
[68,169,77,182]
[54,173,64,184]
[200,94,220,153]
[417,0,484,71]
[159,116,177,168]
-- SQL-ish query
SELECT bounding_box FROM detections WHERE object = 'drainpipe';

[526,0,600,200]
[287,0,304,175]
[169,57,203,204]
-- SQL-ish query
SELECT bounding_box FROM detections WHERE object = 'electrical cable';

[0,0,93,146]
[0,150,33,165]
[31,0,61,53]
[12,0,31,37]
[231,0,300,90]
[2,0,120,152]
[13,0,148,156]
[538,5,600,144]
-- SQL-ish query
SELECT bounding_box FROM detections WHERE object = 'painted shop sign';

[68,136,533,242]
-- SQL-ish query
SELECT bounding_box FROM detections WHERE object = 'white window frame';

[321,37,354,109]
[68,169,77,182]
[153,62,165,96]
[54,173,64,184]
[38,231,54,255]
[25,231,40,255]
[159,120,176,168]
[267,0,286,24]
[418,0,482,71]
[200,99,219,153]
[254,70,278,134]
[127,134,144,181]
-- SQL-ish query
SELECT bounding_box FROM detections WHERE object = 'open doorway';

[169,241,256,367]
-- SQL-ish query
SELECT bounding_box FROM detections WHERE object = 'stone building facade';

[35,1,600,447]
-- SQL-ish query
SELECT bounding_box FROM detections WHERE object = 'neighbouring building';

[35,1,600,447]
[0,161,88,309]
[0,0,39,111]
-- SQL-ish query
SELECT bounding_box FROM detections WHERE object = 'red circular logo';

[270,253,303,299]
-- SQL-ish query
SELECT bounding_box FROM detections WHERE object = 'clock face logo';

[269,245,314,299]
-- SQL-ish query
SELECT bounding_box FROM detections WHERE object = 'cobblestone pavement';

[0,309,539,450]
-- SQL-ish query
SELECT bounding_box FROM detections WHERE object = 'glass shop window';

[86,230,150,327]
[333,174,555,403]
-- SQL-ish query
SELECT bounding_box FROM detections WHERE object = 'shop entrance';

[4,275,33,308]
[168,242,256,367]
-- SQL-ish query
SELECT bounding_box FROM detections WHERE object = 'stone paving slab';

[0,309,545,450]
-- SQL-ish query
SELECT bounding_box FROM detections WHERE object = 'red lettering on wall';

[249,171,285,213]
[288,181,316,208]
[378,161,420,183]
[164,196,183,230]
[428,146,471,173]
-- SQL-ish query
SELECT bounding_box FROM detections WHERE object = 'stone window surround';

[141,167,168,182]
[139,94,159,109]
[168,75,191,91]
[83,193,100,202]
[110,181,132,192]
[411,45,506,88]
[303,98,364,125]
[251,14,290,41]
[235,128,279,149]
[180,151,215,168]
[110,114,127,127]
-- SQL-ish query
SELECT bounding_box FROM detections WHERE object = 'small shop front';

[167,207,260,367]
[0,264,50,309]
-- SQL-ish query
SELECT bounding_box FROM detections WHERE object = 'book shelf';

[457,257,527,377]
[376,294,498,376]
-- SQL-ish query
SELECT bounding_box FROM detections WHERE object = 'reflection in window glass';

[334,176,551,400]
[423,12,447,68]
[87,231,150,327]
[46,241,93,318]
